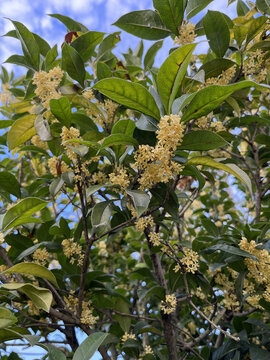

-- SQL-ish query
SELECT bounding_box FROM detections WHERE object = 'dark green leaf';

[49,97,71,126]
[153,0,187,35]
[73,333,110,360]
[201,244,258,261]
[237,0,249,16]
[186,0,214,19]
[0,171,20,198]
[113,10,172,40]
[91,201,111,236]
[97,62,112,80]
[112,119,135,137]
[203,11,230,58]
[250,344,270,360]
[178,130,228,150]
[5,55,34,70]
[100,134,138,149]
[62,44,85,87]
[45,44,58,71]
[49,14,88,32]
[144,41,163,70]
[93,78,160,120]
[71,31,105,62]
[256,0,270,15]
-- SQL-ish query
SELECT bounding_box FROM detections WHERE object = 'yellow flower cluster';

[97,240,108,257]
[210,121,226,132]
[243,50,269,83]
[60,126,81,162]
[174,22,196,46]
[135,215,154,232]
[239,237,270,306]
[27,300,40,316]
[31,135,48,150]
[62,239,84,266]
[33,66,64,108]
[109,167,129,189]
[48,156,71,177]
[33,248,49,266]
[104,99,118,124]
[83,89,95,101]
[199,66,236,89]
[160,294,177,314]
[134,115,184,189]
[181,248,199,274]
[187,321,197,335]
[214,270,240,311]
[81,300,98,326]
[0,83,12,105]
[121,332,136,343]
[92,171,108,184]
[149,231,161,246]
[138,345,154,359]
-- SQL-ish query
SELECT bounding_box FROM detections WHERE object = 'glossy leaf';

[62,44,85,87]
[7,114,36,150]
[237,0,249,16]
[91,201,111,236]
[93,78,160,120]
[73,332,110,360]
[201,244,258,260]
[153,0,187,34]
[126,190,150,217]
[0,171,20,198]
[178,130,228,150]
[50,97,71,126]
[5,54,35,70]
[39,344,67,360]
[203,11,230,58]
[1,283,52,312]
[157,44,196,113]
[4,262,58,287]
[0,307,17,328]
[2,197,48,231]
[111,119,136,137]
[49,14,88,32]
[100,134,138,149]
[186,0,214,19]
[35,115,53,141]
[71,31,105,62]
[113,10,172,40]
[182,81,270,122]
[185,156,252,193]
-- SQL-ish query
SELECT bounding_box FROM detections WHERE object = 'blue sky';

[0,0,237,359]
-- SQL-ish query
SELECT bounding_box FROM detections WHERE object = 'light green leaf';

[35,115,53,141]
[7,114,36,150]
[203,11,230,58]
[113,10,172,40]
[1,283,52,312]
[186,0,214,19]
[2,197,48,231]
[0,307,17,328]
[50,97,71,126]
[73,332,110,360]
[157,44,196,113]
[93,78,160,120]
[153,0,187,35]
[178,130,228,150]
[50,178,65,197]
[112,119,136,137]
[4,262,58,287]
[185,156,252,192]
[62,44,85,87]
[126,190,150,217]
[71,31,105,62]
[0,171,20,198]
[182,81,270,122]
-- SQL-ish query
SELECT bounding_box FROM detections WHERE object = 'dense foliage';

[0,0,270,359]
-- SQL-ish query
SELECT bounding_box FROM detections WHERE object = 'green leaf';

[126,190,150,217]
[199,59,236,79]
[7,114,36,150]
[93,78,160,120]
[246,16,268,46]
[4,55,34,70]
[8,19,40,70]
[50,178,64,197]
[182,81,270,122]
[50,97,71,126]
[203,11,230,58]
[1,283,52,312]
[136,115,158,131]
[35,115,53,141]
[100,134,138,149]
[185,156,252,193]
[0,327,30,342]
[250,344,270,360]
[178,130,228,150]
[157,44,196,113]
[186,0,214,19]
[114,298,131,332]
[71,31,105,62]
[38,344,67,360]
[201,244,258,261]
[62,44,85,87]
[73,332,110,360]
[49,14,88,32]
[237,0,249,16]
[2,197,48,231]
[144,41,163,70]
[112,119,136,137]
[33,33,51,57]
[45,44,58,71]
[4,262,58,287]
[153,0,187,35]
[97,62,112,80]
[113,10,172,40]
[91,201,111,236]
[0,171,20,198]
[256,0,270,15]
[0,307,17,328]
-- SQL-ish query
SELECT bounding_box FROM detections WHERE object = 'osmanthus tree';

[0,0,270,359]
